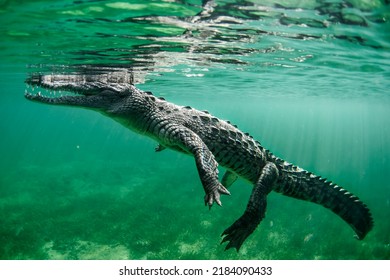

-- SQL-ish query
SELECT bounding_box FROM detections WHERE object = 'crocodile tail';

[267,152,373,240]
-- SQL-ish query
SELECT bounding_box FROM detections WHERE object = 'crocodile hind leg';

[221,162,279,251]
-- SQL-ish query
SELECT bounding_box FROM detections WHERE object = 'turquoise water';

[1,0,389,260]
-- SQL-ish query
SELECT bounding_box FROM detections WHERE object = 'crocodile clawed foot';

[204,183,230,209]
[221,214,257,252]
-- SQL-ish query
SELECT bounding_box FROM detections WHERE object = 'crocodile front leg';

[221,162,278,251]
[163,124,230,207]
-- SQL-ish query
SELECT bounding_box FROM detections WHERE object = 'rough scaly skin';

[25,73,373,251]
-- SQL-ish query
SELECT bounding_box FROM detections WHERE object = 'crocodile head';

[24,72,138,114]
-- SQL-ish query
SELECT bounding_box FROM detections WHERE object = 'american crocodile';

[24,72,373,251]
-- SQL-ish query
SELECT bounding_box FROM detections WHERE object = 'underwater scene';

[0,0,389,260]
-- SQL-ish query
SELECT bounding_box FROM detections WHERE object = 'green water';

[1,0,389,260]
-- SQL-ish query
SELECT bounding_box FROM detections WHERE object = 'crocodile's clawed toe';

[221,216,256,252]
[204,193,221,208]
[219,184,231,196]
[204,184,231,208]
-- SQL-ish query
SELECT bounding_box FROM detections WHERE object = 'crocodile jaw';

[24,73,132,112]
